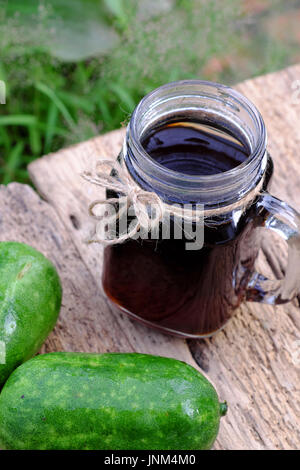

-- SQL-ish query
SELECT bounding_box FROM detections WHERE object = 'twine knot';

[81,159,168,244]
[81,158,264,245]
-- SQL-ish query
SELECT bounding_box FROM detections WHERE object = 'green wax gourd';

[0,352,227,450]
[0,241,62,387]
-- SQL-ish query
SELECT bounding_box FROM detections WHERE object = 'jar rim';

[125,80,267,206]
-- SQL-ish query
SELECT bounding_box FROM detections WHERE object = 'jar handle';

[246,193,300,304]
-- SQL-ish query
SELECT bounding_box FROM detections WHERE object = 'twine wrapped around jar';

[81,158,264,245]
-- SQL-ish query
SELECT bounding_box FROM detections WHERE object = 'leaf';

[44,101,58,154]
[3,0,119,62]
[108,83,136,112]
[29,124,42,155]
[0,115,37,126]
[47,18,119,62]
[0,125,11,151]
[57,90,94,114]
[3,141,24,185]
[35,82,75,129]
[48,0,119,61]
[103,0,126,20]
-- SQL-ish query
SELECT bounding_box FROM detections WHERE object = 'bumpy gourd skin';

[0,242,62,387]
[0,352,226,450]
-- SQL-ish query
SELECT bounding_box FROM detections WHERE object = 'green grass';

[1,0,300,184]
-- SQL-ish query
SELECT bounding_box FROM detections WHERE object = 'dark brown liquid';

[102,121,272,337]
[141,121,250,175]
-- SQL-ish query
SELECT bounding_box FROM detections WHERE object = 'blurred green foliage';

[0,0,300,184]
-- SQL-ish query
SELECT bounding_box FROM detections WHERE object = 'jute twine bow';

[81,158,264,245]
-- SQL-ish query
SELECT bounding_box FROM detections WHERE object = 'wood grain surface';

[1,64,299,450]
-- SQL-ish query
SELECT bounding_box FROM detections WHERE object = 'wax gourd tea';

[101,81,279,338]
[141,119,250,175]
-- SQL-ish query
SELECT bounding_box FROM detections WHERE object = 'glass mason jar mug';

[101,80,300,338]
